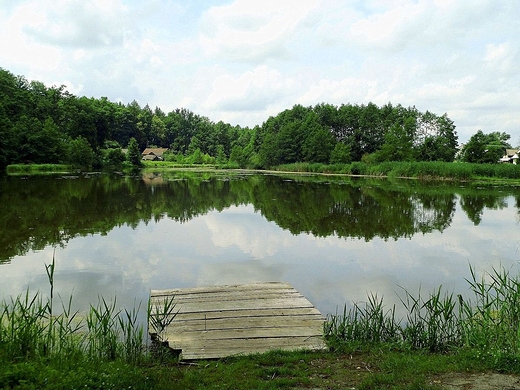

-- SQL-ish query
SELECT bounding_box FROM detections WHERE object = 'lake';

[1,170,520,321]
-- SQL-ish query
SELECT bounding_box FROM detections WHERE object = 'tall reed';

[147,294,178,338]
[398,286,460,352]
[459,266,520,356]
[324,293,401,347]
[0,255,161,365]
[325,265,520,360]
[271,161,520,181]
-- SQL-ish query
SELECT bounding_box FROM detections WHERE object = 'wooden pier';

[149,282,327,360]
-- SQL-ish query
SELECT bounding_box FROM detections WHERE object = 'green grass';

[3,259,520,388]
[271,161,520,181]
[6,164,72,175]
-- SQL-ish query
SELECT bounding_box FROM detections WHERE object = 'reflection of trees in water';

[0,173,515,262]
[256,179,456,241]
[459,194,508,225]
[411,194,455,233]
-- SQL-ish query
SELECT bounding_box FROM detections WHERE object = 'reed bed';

[6,164,71,175]
[325,265,520,363]
[0,256,177,367]
[272,161,520,181]
[0,290,149,365]
[3,256,520,378]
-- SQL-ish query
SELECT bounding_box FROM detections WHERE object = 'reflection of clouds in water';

[198,260,286,287]
[2,199,520,318]
[205,205,282,258]
[0,248,62,301]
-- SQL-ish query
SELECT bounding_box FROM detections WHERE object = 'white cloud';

[348,1,430,51]
[484,42,518,76]
[199,0,320,62]
[206,65,291,111]
[22,0,130,48]
[0,0,519,141]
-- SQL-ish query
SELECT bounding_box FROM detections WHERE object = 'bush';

[349,162,368,175]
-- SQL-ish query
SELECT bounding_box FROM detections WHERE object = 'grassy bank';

[3,263,520,388]
[0,347,476,389]
[143,160,520,183]
[9,161,520,183]
[6,164,72,175]
[271,161,520,181]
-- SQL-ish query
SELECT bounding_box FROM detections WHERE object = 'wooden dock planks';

[149,282,327,360]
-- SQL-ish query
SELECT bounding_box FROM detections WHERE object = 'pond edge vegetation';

[8,160,520,184]
[3,256,520,388]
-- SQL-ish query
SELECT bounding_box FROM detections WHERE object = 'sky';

[0,0,519,143]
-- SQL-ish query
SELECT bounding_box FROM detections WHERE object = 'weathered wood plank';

[149,282,327,360]
[151,287,300,300]
[151,292,303,306]
[150,307,323,323]
[150,297,315,314]
[164,326,323,342]
[151,282,293,296]
[177,336,327,360]
[160,316,325,332]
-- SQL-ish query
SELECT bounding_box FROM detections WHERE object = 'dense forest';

[0,67,487,172]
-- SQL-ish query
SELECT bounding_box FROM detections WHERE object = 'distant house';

[499,148,520,164]
[141,148,168,161]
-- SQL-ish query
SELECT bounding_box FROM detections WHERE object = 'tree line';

[2,67,510,172]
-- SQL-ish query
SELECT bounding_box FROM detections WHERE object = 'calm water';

[1,171,520,319]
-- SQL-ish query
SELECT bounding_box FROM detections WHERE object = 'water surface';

[1,171,519,318]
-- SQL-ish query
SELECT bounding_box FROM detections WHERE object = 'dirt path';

[434,373,520,389]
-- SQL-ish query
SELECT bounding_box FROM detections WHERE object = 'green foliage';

[0,66,467,173]
[215,144,227,165]
[66,136,95,169]
[229,145,247,167]
[127,137,142,168]
[329,142,352,164]
[101,145,125,170]
[269,160,520,181]
[374,122,414,162]
[460,130,511,164]
[6,164,70,174]
[325,295,402,348]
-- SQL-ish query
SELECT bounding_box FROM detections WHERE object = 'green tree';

[460,130,511,164]
[229,145,246,167]
[0,106,11,170]
[32,117,63,163]
[67,136,95,169]
[59,96,98,149]
[301,113,335,163]
[215,144,227,165]
[329,142,352,164]
[186,148,204,164]
[415,113,458,162]
[101,141,125,169]
[150,115,167,147]
[127,137,142,168]
[374,120,414,162]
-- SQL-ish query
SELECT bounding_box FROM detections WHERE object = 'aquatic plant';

[326,264,520,362]
[0,255,151,364]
